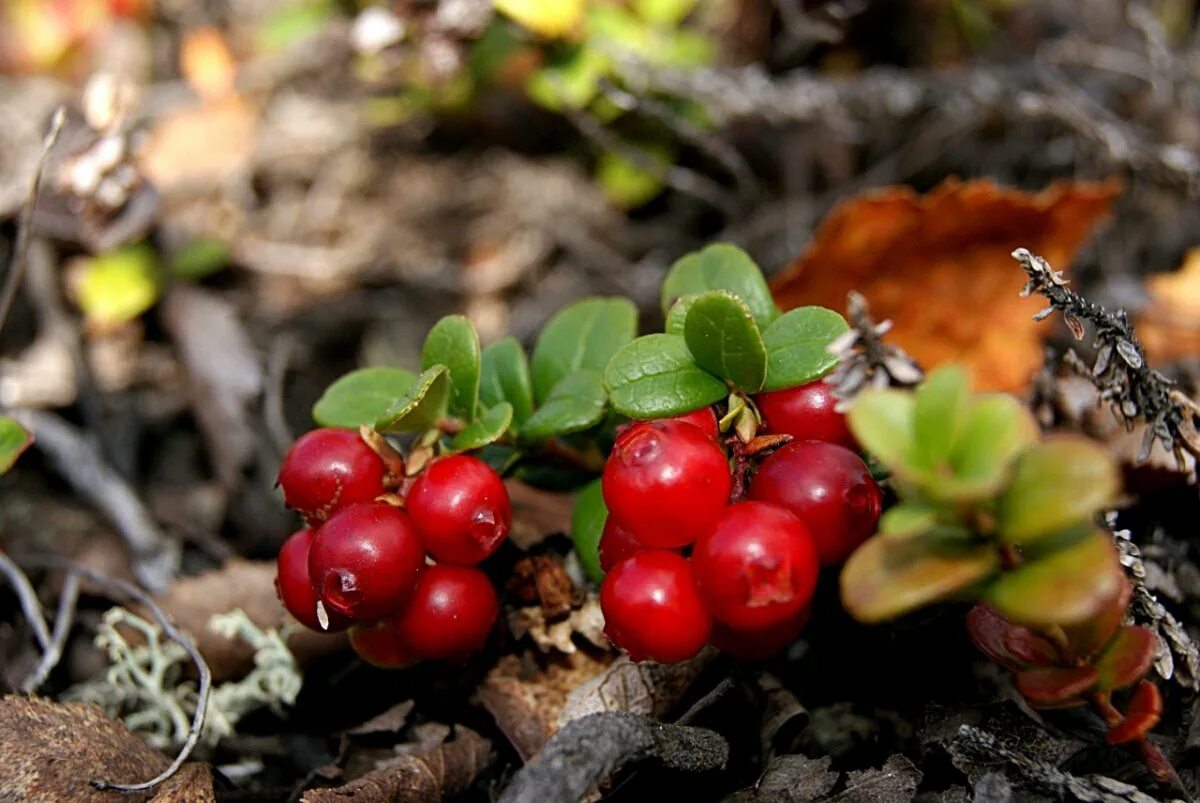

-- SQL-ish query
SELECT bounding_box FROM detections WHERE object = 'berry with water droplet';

[691,501,819,631]
[275,528,350,632]
[748,440,882,566]
[602,420,731,549]
[600,550,711,663]
[396,564,499,661]
[406,454,512,565]
[308,502,426,621]
[278,428,388,523]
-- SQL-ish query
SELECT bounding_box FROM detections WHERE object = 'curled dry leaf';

[771,178,1121,391]
[302,725,493,802]
[507,553,579,618]
[1136,247,1200,365]
[508,595,608,654]
[0,696,214,802]
[557,648,718,729]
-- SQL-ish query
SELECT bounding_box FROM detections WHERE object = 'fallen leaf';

[507,596,608,654]
[181,27,237,102]
[0,696,213,802]
[771,178,1121,391]
[506,553,580,617]
[1136,247,1200,365]
[827,754,923,802]
[557,648,717,728]
[505,480,575,550]
[140,96,257,188]
[727,754,839,802]
[346,701,415,737]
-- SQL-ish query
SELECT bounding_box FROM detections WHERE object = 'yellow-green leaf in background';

[75,243,161,328]
[495,0,585,38]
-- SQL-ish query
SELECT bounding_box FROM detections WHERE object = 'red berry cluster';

[273,429,509,666]
[599,381,882,664]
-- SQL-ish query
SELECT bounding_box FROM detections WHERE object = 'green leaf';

[912,365,970,470]
[682,290,766,392]
[422,315,481,419]
[451,403,514,452]
[0,417,33,475]
[480,337,535,426]
[604,334,728,419]
[571,479,608,584]
[998,437,1120,545]
[840,535,1000,623]
[520,371,608,442]
[376,365,451,433]
[760,306,849,391]
[660,244,778,330]
[986,529,1124,628]
[635,0,699,25]
[596,144,671,209]
[313,366,417,428]
[168,238,229,281]
[526,45,608,110]
[531,297,638,404]
[75,244,161,327]
[664,294,700,335]
[878,503,941,543]
[846,389,915,471]
[927,393,1040,502]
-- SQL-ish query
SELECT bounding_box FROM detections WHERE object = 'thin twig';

[26,556,211,794]
[0,550,52,651]
[0,108,64,338]
[20,569,80,692]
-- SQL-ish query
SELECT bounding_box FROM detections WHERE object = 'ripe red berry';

[406,455,512,565]
[710,606,810,661]
[748,440,882,566]
[395,565,499,661]
[278,428,388,523]
[308,502,426,621]
[348,620,419,668]
[755,380,855,450]
[600,550,711,663]
[598,518,647,573]
[602,420,731,549]
[275,528,350,632]
[662,407,720,440]
[691,501,819,631]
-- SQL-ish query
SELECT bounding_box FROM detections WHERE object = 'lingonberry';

[278,428,387,523]
[602,420,731,549]
[755,380,855,450]
[748,440,882,566]
[600,550,711,663]
[406,454,512,565]
[711,607,810,661]
[395,564,499,661]
[308,502,426,621]
[691,501,819,631]
[598,518,647,573]
[275,528,350,632]
[348,620,419,669]
[662,406,720,440]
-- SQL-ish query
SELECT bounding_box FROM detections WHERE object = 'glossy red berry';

[711,606,810,661]
[662,407,720,440]
[602,420,731,549]
[395,565,499,661]
[600,550,711,663]
[278,428,387,523]
[308,502,426,621]
[275,528,350,632]
[755,380,855,450]
[348,620,419,668]
[691,501,819,631]
[406,455,512,565]
[749,440,882,566]
[598,518,648,573]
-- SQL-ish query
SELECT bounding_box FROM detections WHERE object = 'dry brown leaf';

[0,696,213,802]
[140,558,345,681]
[507,596,608,654]
[1136,247,1200,365]
[771,178,1122,391]
[556,648,717,729]
[140,97,256,188]
[302,725,492,802]
[506,553,579,617]
[505,480,574,550]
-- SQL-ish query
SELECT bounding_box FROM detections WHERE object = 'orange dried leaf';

[771,178,1122,391]
[1136,247,1200,364]
[181,26,237,101]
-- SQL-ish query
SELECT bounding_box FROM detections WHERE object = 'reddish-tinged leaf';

[1061,576,1132,662]
[1094,626,1157,692]
[1107,681,1162,745]
[1002,626,1060,667]
[965,605,1024,670]
[1014,665,1098,707]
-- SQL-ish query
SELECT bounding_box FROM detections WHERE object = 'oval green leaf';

[946,393,1039,492]
[450,403,514,452]
[520,371,608,442]
[682,290,767,392]
[604,334,728,419]
[660,243,778,329]
[480,336,534,426]
[912,365,970,470]
[665,293,701,335]
[375,365,451,433]
[422,315,481,419]
[840,535,1000,623]
[531,297,638,404]
[0,417,33,475]
[846,389,915,472]
[312,366,417,428]
[571,479,608,584]
[985,529,1124,628]
[997,437,1120,545]
[760,306,849,391]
